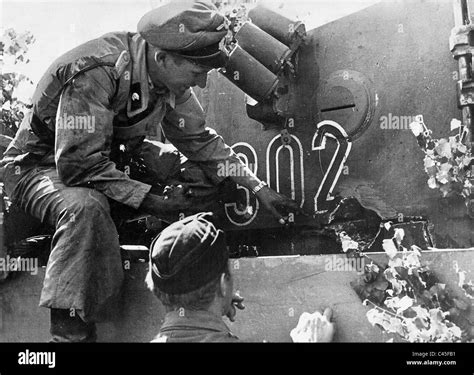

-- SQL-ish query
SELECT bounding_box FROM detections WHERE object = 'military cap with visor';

[137,0,229,69]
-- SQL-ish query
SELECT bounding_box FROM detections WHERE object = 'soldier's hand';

[168,184,217,212]
[141,184,217,219]
[140,186,193,218]
[290,307,335,343]
[140,194,181,218]
[255,186,307,224]
[163,184,190,203]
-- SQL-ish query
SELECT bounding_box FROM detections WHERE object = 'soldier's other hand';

[255,186,308,224]
[140,191,191,218]
[290,307,335,343]
[163,184,187,199]
[140,185,197,218]
[165,184,218,213]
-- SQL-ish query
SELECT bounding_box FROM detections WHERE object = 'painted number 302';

[225,120,352,225]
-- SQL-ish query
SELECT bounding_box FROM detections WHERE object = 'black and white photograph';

[0,0,473,371]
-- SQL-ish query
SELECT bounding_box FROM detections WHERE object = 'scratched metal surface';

[193,0,472,248]
[0,249,472,342]
[227,249,474,342]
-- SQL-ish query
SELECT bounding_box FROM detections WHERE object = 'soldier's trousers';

[3,140,219,323]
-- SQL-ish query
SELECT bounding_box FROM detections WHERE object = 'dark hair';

[146,263,230,311]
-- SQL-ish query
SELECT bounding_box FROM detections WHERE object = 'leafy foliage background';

[1,28,35,138]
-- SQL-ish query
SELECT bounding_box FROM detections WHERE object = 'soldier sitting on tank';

[147,212,335,343]
[0,0,302,342]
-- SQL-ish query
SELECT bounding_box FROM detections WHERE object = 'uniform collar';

[127,34,150,117]
[128,34,176,114]
[159,309,234,335]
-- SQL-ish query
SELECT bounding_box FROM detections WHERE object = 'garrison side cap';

[149,212,229,295]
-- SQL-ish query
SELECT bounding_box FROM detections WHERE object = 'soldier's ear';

[218,272,230,298]
[154,51,168,68]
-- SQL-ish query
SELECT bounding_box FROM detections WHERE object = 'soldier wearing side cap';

[146,212,335,343]
[146,212,242,342]
[0,0,301,342]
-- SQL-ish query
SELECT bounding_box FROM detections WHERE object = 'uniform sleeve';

[161,89,257,186]
[55,66,151,209]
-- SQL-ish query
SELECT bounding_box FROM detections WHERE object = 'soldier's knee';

[84,190,110,213]
[66,189,111,221]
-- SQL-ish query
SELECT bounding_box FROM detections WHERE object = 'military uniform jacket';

[152,310,239,343]
[3,32,242,209]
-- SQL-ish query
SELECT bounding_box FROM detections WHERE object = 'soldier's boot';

[50,308,97,343]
